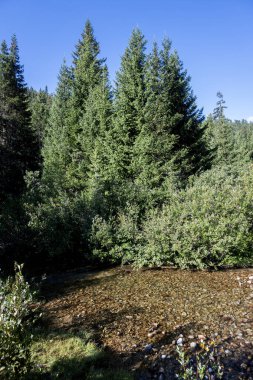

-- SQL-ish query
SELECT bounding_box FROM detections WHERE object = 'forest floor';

[38,266,253,379]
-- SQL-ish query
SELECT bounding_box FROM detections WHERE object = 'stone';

[144,344,153,354]
[177,337,183,345]
[190,342,197,349]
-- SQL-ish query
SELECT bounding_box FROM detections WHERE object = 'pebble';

[144,344,153,353]
[225,349,232,356]
[161,354,167,360]
[177,337,183,345]
[158,367,165,380]
[190,342,197,349]
[198,334,205,340]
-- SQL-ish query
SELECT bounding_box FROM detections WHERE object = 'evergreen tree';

[42,60,73,191]
[81,66,113,213]
[134,38,210,208]
[66,20,107,192]
[72,19,105,120]
[133,41,178,207]
[0,36,38,201]
[206,94,235,166]
[111,28,147,185]
[29,86,52,151]
[159,41,210,179]
[213,91,227,120]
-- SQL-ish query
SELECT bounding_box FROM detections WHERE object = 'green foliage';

[0,264,35,379]
[138,164,253,269]
[110,28,147,185]
[0,36,39,201]
[42,61,73,191]
[28,87,52,151]
[90,204,140,263]
[25,172,89,268]
[2,22,253,272]
[176,340,223,380]
[213,91,227,120]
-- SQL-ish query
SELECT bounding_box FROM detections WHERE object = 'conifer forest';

[1,21,253,380]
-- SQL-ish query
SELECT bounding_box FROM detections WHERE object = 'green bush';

[25,172,90,268]
[0,264,35,379]
[138,164,253,269]
[90,204,141,263]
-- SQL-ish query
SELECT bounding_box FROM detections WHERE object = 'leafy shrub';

[90,204,141,263]
[136,164,253,268]
[25,172,89,269]
[0,264,35,379]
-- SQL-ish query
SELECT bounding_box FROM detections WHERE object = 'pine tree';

[81,66,113,211]
[42,60,73,191]
[29,86,52,151]
[206,93,234,166]
[0,36,38,201]
[72,19,105,120]
[213,91,227,120]
[111,28,147,184]
[133,41,178,207]
[65,20,107,192]
[159,41,210,180]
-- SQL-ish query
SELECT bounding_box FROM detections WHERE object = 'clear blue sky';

[0,0,252,120]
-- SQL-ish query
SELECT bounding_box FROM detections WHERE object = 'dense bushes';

[92,164,253,269]
[0,264,35,379]
[25,172,90,269]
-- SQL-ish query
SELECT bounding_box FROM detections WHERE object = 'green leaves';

[0,264,35,379]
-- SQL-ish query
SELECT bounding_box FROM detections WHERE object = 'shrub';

[25,172,90,269]
[90,204,141,264]
[0,264,35,379]
[136,164,253,268]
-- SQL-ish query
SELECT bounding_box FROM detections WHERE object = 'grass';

[27,329,133,380]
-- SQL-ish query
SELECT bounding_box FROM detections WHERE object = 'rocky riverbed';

[40,266,253,379]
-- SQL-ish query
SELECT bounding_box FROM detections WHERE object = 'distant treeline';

[1,21,253,274]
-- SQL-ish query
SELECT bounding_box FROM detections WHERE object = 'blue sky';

[0,0,252,120]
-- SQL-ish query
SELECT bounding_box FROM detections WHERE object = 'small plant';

[0,263,35,379]
[176,339,223,380]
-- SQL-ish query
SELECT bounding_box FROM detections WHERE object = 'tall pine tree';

[159,40,211,180]
[66,20,107,192]
[0,36,38,201]
[110,28,147,207]
[42,60,73,191]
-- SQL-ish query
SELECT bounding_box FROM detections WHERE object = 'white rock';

[177,337,183,345]
[190,342,197,349]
